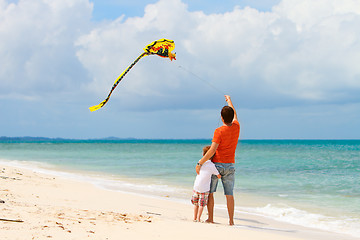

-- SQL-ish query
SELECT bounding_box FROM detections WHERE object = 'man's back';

[212,120,240,163]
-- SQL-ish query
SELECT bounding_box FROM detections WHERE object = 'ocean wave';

[238,204,360,238]
[0,158,190,200]
[92,177,189,199]
[2,158,360,238]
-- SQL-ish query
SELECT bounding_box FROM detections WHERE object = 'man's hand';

[196,164,201,175]
[225,95,231,103]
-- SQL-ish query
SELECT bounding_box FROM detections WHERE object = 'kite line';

[178,65,225,96]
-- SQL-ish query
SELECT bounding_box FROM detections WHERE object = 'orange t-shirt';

[212,120,240,163]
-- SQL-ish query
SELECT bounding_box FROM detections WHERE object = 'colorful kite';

[89,38,176,112]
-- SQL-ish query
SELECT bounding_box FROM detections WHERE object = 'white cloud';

[1,0,360,110]
[1,0,359,139]
[75,0,360,110]
[0,0,93,98]
[273,0,360,31]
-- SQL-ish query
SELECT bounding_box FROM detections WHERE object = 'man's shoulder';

[213,125,223,135]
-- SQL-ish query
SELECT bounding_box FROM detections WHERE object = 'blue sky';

[90,0,281,20]
[1,0,360,139]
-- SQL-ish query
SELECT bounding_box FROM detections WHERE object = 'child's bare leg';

[197,206,204,222]
[193,205,199,221]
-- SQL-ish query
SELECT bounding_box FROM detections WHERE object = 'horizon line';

[1,136,359,141]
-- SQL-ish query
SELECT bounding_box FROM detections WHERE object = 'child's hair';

[202,145,215,160]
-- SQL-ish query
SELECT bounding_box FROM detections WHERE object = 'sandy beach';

[0,164,356,240]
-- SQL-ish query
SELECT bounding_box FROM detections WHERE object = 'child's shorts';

[191,190,210,207]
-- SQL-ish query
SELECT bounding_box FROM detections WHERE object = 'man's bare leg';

[226,195,235,225]
[205,193,214,223]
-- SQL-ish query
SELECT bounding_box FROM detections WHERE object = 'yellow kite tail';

[89,52,148,112]
[89,38,176,112]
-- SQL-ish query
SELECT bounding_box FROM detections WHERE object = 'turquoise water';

[0,139,359,237]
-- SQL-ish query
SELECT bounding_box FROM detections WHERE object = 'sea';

[0,138,359,238]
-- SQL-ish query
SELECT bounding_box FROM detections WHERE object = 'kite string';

[178,65,226,96]
[178,65,228,128]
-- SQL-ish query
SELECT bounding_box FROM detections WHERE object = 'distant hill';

[0,136,67,142]
[0,136,211,143]
[0,136,140,142]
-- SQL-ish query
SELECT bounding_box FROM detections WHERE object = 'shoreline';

[2,158,360,237]
[0,163,357,240]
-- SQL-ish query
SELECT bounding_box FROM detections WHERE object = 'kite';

[89,38,176,112]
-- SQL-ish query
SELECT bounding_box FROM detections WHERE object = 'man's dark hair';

[221,106,234,124]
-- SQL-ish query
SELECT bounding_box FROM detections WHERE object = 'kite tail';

[89,52,148,112]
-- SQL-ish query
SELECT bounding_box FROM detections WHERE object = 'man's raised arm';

[225,95,238,122]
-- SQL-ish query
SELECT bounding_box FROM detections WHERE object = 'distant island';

[0,136,135,142]
[0,136,211,143]
[1,137,356,143]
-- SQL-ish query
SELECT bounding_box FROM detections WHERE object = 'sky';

[1,0,359,139]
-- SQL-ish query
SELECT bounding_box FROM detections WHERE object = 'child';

[191,146,221,222]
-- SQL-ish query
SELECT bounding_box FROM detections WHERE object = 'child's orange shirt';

[212,120,240,163]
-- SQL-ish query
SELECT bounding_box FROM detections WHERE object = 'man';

[195,95,240,225]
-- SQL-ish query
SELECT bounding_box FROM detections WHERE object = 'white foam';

[92,177,189,198]
[0,159,58,174]
[0,158,190,200]
[238,204,360,238]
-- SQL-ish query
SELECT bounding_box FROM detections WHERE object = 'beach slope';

[0,165,352,240]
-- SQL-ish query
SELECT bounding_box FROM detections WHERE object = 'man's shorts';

[210,163,235,195]
[191,190,210,207]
